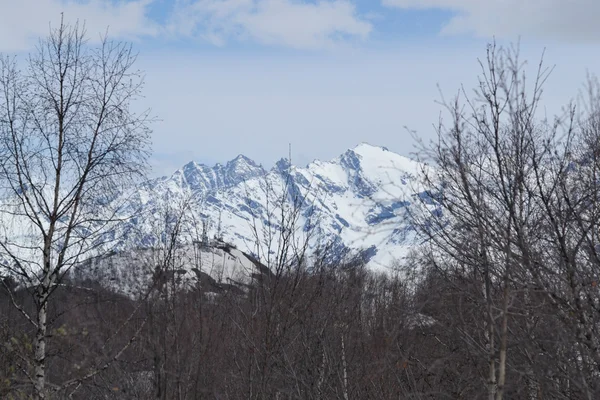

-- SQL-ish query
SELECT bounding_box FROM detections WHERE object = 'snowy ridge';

[0,143,436,293]
[116,143,434,271]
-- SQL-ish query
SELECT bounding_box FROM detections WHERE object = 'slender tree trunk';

[34,301,48,399]
[487,337,496,400]
[485,266,497,400]
[317,344,326,399]
[341,335,349,400]
[496,283,509,400]
[34,248,53,400]
[495,225,513,400]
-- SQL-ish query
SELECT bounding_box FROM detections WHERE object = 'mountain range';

[115,143,433,272]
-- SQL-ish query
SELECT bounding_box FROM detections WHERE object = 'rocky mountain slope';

[115,143,433,272]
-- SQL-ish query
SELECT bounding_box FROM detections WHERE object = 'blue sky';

[2,0,600,176]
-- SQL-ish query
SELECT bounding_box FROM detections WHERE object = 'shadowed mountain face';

[115,143,435,271]
[174,154,265,193]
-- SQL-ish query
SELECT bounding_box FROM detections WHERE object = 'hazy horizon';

[2,1,599,177]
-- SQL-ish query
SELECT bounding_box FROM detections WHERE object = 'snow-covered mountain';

[115,143,433,272]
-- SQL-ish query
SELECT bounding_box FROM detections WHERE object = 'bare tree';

[411,42,551,399]
[411,41,600,398]
[0,19,151,399]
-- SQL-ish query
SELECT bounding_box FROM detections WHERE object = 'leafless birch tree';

[0,19,151,399]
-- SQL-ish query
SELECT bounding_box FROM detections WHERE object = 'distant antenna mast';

[286,143,295,204]
[215,187,223,241]
[216,208,223,241]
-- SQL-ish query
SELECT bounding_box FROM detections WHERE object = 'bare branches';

[0,18,152,399]
[411,40,600,398]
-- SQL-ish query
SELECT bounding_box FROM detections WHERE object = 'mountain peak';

[230,154,256,165]
[351,142,389,154]
[168,154,264,193]
[182,160,200,170]
[275,157,291,172]
[180,154,259,172]
[225,154,264,178]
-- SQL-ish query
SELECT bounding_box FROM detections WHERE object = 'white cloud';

[167,0,372,49]
[0,0,158,52]
[383,0,600,41]
[0,0,371,52]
